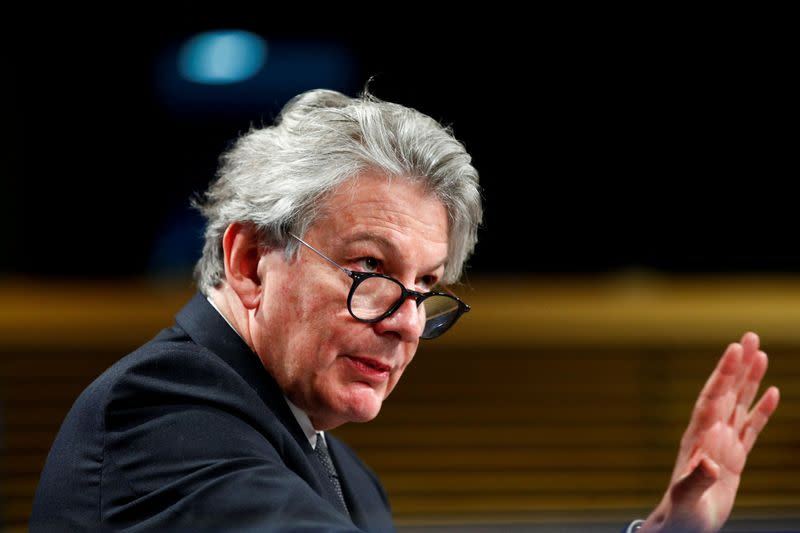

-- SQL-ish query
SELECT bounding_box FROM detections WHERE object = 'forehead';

[314,173,449,257]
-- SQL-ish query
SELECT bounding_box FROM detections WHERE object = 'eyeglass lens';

[349,276,461,339]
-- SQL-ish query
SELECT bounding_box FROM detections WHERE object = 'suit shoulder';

[73,325,254,420]
[106,323,236,381]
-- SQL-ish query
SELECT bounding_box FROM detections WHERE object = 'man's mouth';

[345,355,391,380]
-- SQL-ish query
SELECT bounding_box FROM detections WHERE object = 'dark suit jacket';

[31,293,394,532]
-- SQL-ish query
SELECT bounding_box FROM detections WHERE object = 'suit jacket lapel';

[328,437,393,530]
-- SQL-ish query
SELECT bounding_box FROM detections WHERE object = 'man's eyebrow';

[343,232,447,274]
[344,232,397,252]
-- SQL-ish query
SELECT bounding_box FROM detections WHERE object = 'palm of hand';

[645,333,780,533]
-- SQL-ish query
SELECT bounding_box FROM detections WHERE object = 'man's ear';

[222,223,265,309]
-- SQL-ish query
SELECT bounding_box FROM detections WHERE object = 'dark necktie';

[314,434,350,517]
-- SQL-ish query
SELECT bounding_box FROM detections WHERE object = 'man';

[31,89,779,532]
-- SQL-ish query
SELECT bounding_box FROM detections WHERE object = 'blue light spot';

[178,30,268,84]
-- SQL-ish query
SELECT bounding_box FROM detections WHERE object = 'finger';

[730,350,768,429]
[661,456,723,533]
[742,386,780,452]
[731,333,759,398]
[739,350,769,409]
[735,333,761,396]
[739,332,760,368]
[687,343,742,437]
[670,454,720,507]
[699,342,741,402]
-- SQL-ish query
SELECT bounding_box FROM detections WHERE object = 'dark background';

[8,8,797,280]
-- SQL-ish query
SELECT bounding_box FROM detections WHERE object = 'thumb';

[670,455,720,506]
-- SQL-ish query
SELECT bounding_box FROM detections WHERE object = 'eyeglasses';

[289,233,470,340]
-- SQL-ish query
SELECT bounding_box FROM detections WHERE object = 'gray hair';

[193,88,482,294]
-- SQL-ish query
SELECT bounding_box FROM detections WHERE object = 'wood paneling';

[2,277,799,530]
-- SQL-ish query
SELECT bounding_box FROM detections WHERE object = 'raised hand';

[640,332,780,533]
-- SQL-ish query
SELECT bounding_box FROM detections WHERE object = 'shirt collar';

[285,397,323,449]
[206,295,243,341]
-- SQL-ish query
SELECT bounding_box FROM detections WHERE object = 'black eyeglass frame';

[289,233,470,339]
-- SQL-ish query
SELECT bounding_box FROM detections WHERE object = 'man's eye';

[419,275,437,291]
[358,257,381,272]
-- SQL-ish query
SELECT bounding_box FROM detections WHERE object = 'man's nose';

[373,296,424,341]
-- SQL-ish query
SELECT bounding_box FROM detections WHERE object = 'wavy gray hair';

[193,89,482,294]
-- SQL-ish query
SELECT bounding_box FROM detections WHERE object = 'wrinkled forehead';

[322,173,446,224]
[311,173,450,260]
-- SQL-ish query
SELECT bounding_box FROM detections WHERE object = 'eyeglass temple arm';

[288,233,352,276]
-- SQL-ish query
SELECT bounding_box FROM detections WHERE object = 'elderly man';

[31,89,779,532]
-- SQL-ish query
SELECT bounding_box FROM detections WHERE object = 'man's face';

[251,173,449,430]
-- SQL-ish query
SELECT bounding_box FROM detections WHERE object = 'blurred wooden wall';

[2,276,799,531]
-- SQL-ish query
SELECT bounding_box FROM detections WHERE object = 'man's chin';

[338,387,385,424]
[314,406,381,430]
[347,406,382,424]
[345,397,383,423]
[311,387,384,429]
